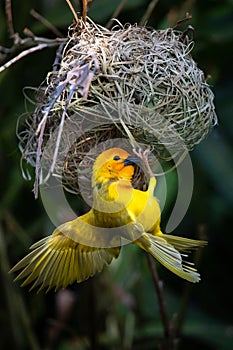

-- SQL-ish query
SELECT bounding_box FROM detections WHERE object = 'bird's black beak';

[123,155,139,166]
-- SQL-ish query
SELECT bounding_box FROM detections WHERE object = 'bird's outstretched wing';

[10,229,119,293]
[136,233,205,283]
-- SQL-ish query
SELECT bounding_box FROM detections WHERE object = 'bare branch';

[65,0,79,24]
[81,0,92,22]
[5,0,15,37]
[140,0,159,26]
[146,254,173,349]
[106,0,127,29]
[30,9,64,38]
[0,37,65,73]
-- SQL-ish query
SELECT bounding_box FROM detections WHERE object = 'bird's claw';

[132,146,150,160]
[132,147,154,178]
[142,147,151,159]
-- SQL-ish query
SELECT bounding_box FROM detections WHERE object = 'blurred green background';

[0,0,232,349]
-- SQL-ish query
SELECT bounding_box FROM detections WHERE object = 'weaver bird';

[11,147,206,292]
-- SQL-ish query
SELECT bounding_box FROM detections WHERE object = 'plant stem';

[65,0,79,24]
[174,224,207,336]
[106,0,127,29]
[5,0,15,37]
[140,0,159,26]
[88,279,98,349]
[146,253,173,349]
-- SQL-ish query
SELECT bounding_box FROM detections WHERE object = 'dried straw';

[18,18,217,196]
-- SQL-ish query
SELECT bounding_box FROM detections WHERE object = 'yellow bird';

[11,147,206,292]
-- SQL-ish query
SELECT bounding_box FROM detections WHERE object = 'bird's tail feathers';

[137,233,202,283]
[162,234,207,252]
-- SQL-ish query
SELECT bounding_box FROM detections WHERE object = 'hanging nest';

[18,18,217,197]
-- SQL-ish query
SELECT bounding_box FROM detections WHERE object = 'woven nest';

[18,18,217,197]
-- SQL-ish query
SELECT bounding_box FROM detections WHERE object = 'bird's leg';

[133,147,156,192]
[132,147,154,178]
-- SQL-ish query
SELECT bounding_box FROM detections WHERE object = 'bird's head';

[92,148,139,186]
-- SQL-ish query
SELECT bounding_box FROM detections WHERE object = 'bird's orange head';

[92,148,138,186]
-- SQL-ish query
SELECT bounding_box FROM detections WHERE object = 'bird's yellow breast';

[92,179,161,234]
[126,187,161,233]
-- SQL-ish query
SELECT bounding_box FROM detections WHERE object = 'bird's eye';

[113,155,120,161]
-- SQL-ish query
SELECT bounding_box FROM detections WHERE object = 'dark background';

[0,0,232,349]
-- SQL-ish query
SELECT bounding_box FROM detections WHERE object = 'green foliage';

[0,0,232,349]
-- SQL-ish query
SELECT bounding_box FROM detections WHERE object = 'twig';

[0,219,40,350]
[0,38,64,73]
[65,0,79,24]
[146,254,172,348]
[81,0,91,22]
[88,279,98,349]
[173,224,207,337]
[106,0,127,29]
[0,43,47,73]
[140,0,159,26]
[173,12,192,30]
[5,0,15,37]
[30,9,64,38]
